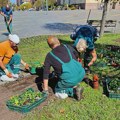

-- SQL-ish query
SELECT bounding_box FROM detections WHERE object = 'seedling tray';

[105,78,120,99]
[6,88,47,113]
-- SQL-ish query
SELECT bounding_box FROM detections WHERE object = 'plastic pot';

[93,80,99,89]
[93,74,99,89]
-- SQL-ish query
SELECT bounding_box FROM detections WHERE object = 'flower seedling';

[8,89,43,106]
[108,79,120,94]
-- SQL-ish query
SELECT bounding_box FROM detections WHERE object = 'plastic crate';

[105,78,120,99]
[29,67,36,74]
[29,62,41,74]
[6,88,47,113]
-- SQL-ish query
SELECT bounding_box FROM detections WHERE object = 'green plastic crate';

[29,61,41,74]
[6,88,47,113]
[29,67,36,74]
[105,78,120,99]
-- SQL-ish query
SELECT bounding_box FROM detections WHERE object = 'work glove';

[4,69,12,78]
[25,63,30,70]
[23,63,30,70]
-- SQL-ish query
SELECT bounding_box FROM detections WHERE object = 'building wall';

[86,0,98,3]
[85,0,101,9]
[59,0,101,9]
[16,0,35,6]
[85,3,99,9]
[16,0,23,6]
[60,0,85,5]
[22,0,31,2]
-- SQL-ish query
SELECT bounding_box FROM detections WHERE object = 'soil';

[0,74,56,120]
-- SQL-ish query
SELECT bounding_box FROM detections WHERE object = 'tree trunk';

[99,0,109,37]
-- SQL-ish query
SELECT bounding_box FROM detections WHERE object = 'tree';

[20,2,32,10]
[43,0,56,10]
[0,0,8,7]
[33,0,42,10]
[47,0,56,10]
[100,0,119,37]
[48,0,56,6]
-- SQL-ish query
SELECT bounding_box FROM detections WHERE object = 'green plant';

[18,34,120,120]
[108,79,120,93]
[8,89,43,106]
[20,2,32,10]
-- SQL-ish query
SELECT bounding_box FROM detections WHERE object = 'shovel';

[5,16,12,34]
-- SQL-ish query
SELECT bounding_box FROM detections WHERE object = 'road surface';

[0,10,120,41]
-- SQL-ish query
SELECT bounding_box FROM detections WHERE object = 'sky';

[10,0,16,4]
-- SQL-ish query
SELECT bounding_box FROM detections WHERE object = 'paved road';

[0,10,120,41]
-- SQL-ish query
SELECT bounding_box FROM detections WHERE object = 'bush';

[20,2,32,11]
[55,5,63,10]
[69,6,76,10]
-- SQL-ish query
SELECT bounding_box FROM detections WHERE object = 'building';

[16,0,23,6]
[57,0,120,10]
[57,0,102,9]
[16,0,36,6]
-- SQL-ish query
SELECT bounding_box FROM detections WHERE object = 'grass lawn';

[19,34,120,120]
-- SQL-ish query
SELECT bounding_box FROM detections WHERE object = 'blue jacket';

[71,25,99,50]
[2,7,12,18]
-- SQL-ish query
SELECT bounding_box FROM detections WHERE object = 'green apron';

[0,54,21,76]
[50,45,85,97]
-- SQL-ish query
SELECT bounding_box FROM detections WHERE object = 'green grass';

[96,34,120,45]
[22,83,120,120]
[19,34,120,120]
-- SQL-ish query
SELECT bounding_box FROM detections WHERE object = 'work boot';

[55,92,68,99]
[74,87,84,101]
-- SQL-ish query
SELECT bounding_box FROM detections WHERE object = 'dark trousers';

[84,49,93,69]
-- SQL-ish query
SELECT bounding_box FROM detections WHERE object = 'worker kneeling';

[0,34,29,82]
[43,36,85,100]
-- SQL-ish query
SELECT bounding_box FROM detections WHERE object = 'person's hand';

[25,63,30,70]
[88,61,94,66]
[23,63,30,70]
[4,69,12,78]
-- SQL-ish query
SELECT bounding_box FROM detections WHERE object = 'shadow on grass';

[2,32,9,36]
